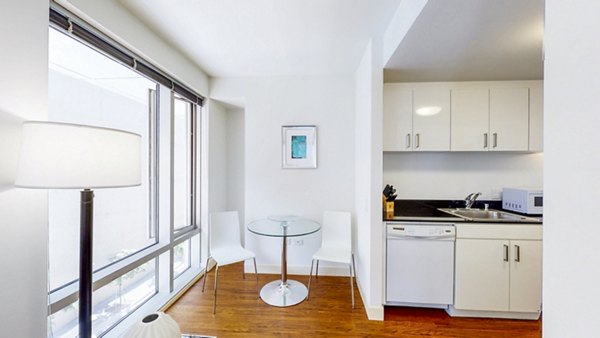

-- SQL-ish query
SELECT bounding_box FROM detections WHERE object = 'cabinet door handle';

[406,133,411,149]
[514,245,521,262]
[503,244,509,262]
[484,133,488,148]
[415,133,420,148]
[493,133,498,148]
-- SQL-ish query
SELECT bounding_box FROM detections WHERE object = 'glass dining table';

[247,215,320,307]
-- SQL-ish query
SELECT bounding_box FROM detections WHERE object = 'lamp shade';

[124,312,181,338]
[14,121,141,189]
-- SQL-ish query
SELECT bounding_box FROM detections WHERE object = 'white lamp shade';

[15,121,141,189]
[124,312,181,338]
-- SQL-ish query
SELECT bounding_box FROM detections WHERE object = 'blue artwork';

[291,135,307,159]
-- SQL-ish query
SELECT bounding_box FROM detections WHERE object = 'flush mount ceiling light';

[416,106,442,116]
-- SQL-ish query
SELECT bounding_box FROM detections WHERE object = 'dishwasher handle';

[388,234,456,240]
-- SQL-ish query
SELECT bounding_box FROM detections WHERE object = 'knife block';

[385,201,395,213]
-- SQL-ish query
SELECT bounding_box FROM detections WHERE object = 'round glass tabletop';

[248,217,321,237]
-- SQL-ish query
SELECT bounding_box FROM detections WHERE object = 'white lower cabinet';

[450,224,542,319]
[509,240,543,312]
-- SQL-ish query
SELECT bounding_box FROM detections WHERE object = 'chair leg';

[213,266,219,315]
[202,257,211,292]
[253,258,259,298]
[351,254,356,309]
[315,259,319,279]
[307,259,315,300]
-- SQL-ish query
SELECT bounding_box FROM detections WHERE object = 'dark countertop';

[383,199,542,224]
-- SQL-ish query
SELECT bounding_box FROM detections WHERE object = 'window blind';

[49,7,205,106]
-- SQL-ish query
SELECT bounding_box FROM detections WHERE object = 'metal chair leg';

[212,266,219,314]
[315,259,319,279]
[351,254,356,309]
[202,257,211,292]
[307,259,315,300]
[253,258,259,298]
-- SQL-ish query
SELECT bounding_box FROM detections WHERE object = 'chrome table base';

[259,279,308,307]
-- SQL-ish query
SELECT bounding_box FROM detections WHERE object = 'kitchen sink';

[438,208,540,222]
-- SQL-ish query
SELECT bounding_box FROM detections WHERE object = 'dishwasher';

[385,222,456,308]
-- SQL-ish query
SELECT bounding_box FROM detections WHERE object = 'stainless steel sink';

[438,208,540,222]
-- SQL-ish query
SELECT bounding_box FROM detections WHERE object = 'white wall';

[58,0,209,96]
[226,108,246,242]
[211,76,355,274]
[354,39,384,320]
[543,1,600,337]
[384,152,544,200]
[207,99,228,214]
[0,0,49,336]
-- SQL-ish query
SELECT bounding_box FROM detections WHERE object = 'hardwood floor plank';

[166,263,541,337]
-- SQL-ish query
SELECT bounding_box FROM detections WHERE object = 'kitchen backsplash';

[383,152,543,200]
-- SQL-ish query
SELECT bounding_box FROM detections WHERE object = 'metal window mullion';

[190,103,197,228]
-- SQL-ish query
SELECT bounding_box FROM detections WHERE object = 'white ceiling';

[384,0,544,82]
[119,0,401,78]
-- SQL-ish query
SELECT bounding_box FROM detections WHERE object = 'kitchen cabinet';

[413,87,450,151]
[384,81,542,153]
[383,84,450,152]
[451,87,532,151]
[383,86,412,151]
[450,88,490,151]
[451,224,542,319]
[489,87,530,151]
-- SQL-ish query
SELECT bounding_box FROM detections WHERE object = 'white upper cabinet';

[451,88,490,151]
[489,87,530,151]
[383,81,542,153]
[383,86,412,151]
[413,87,451,151]
[529,86,544,151]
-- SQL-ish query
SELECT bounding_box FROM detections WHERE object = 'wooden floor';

[167,263,542,337]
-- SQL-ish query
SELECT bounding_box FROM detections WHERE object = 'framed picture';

[282,125,317,169]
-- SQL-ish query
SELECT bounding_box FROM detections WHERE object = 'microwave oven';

[502,188,543,215]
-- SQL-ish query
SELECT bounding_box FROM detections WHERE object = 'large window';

[47,14,203,337]
[47,27,157,292]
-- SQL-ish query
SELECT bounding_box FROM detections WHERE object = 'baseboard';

[446,306,541,320]
[355,277,384,321]
[246,263,351,277]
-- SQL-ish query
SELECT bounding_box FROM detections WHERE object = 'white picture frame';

[282,125,317,169]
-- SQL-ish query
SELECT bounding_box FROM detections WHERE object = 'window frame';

[172,94,199,238]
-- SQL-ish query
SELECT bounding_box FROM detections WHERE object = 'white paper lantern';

[124,312,181,338]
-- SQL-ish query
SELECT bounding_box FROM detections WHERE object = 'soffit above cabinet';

[384,0,544,83]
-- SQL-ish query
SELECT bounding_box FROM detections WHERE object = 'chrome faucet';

[464,192,482,209]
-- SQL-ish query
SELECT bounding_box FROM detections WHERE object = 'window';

[174,240,191,278]
[47,28,157,291]
[48,259,157,337]
[47,8,204,336]
[173,96,196,234]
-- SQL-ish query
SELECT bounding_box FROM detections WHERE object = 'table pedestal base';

[259,279,307,307]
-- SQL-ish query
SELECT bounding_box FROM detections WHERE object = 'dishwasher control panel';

[387,223,455,239]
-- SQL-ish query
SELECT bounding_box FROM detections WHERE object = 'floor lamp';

[15,121,141,338]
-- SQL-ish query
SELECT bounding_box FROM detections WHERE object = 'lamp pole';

[79,189,94,338]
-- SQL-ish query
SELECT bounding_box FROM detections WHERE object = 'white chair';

[307,211,356,308]
[202,211,258,314]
